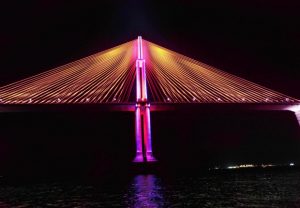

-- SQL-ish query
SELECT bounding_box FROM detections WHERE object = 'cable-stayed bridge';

[0,36,299,162]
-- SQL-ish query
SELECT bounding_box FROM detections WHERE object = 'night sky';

[0,1,299,172]
[1,1,299,98]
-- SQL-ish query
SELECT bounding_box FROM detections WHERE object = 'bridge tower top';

[137,36,144,60]
[136,36,147,103]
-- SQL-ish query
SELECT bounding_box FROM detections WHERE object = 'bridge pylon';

[133,36,156,162]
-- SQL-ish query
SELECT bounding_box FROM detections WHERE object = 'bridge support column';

[133,105,143,162]
[295,111,300,127]
[134,36,156,162]
[133,36,156,163]
[143,104,156,161]
[287,105,300,127]
[133,104,156,162]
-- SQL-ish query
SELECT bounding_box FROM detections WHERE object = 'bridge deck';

[0,103,298,113]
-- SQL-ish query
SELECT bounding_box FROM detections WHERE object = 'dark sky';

[1,0,299,99]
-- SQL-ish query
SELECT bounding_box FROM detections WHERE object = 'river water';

[0,168,299,207]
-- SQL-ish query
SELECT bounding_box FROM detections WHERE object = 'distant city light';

[261,164,274,168]
[219,163,297,170]
[227,166,238,169]
[227,164,255,169]
[239,164,254,168]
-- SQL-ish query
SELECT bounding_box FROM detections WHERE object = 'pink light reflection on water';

[128,174,165,208]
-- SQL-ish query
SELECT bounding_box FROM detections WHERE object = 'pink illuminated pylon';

[133,36,156,162]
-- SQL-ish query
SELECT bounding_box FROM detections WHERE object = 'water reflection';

[126,174,165,208]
